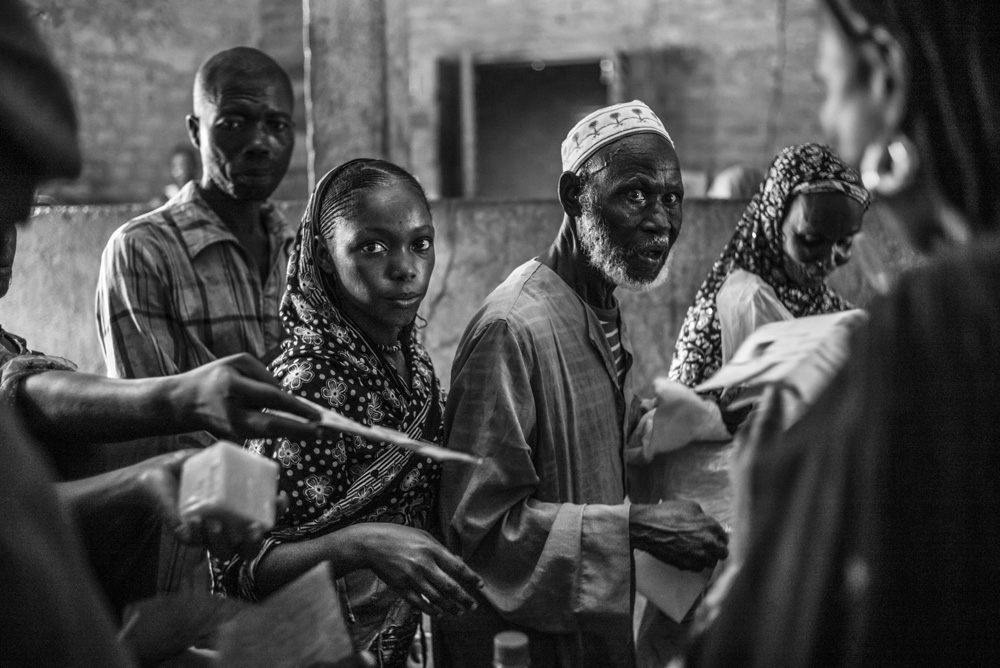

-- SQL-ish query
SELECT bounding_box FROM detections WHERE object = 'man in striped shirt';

[437,102,729,668]
[95,47,297,595]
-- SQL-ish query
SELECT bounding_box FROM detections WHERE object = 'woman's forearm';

[18,370,185,443]
[253,524,366,597]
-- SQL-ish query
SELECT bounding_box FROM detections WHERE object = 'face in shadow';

[780,191,865,288]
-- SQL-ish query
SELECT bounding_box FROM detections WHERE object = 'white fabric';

[631,379,730,463]
[716,269,794,365]
[560,100,673,173]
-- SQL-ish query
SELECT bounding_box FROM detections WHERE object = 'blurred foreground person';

[0,2,334,664]
[685,0,1000,666]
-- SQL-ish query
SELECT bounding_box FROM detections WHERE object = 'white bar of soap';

[178,440,280,531]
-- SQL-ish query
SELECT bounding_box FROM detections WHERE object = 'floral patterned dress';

[219,162,445,668]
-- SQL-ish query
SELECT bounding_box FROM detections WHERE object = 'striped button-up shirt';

[96,182,295,380]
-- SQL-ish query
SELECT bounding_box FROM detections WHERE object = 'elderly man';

[436,101,729,668]
[96,45,297,594]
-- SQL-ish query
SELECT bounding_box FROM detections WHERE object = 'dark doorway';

[438,59,610,200]
[476,60,608,200]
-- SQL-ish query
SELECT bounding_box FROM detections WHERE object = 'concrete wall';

[27,0,827,206]
[5,199,915,392]
[407,0,827,197]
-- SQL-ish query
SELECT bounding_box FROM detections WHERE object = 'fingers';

[433,549,485,599]
[136,449,198,529]
[407,549,483,617]
[692,519,730,566]
[219,353,279,385]
[370,527,482,618]
[406,563,479,618]
[228,375,323,422]
[402,586,448,618]
[175,514,268,561]
[236,407,325,442]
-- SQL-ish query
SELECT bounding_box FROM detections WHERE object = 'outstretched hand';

[341,523,484,618]
[88,448,285,560]
[174,353,323,442]
[629,500,729,571]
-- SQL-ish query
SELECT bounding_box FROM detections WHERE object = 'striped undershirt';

[591,303,626,386]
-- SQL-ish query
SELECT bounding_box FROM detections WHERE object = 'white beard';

[577,207,673,292]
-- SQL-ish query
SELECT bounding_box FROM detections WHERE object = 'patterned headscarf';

[668,143,870,390]
[223,159,443,666]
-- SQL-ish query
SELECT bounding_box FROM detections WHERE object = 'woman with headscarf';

[219,159,482,668]
[668,143,870,399]
[682,0,1000,666]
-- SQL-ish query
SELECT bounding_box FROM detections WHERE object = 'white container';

[178,440,279,531]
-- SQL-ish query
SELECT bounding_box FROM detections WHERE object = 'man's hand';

[59,449,284,562]
[171,353,323,442]
[132,448,287,559]
[57,449,195,535]
[628,501,729,571]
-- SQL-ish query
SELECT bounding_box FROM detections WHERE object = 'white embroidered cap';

[560,100,674,174]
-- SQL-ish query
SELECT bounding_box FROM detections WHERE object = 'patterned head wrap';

[224,159,443,666]
[668,143,870,390]
[561,100,674,173]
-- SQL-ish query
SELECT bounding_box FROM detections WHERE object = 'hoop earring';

[860,135,919,196]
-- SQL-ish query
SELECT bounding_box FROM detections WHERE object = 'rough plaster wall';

[257,0,310,202]
[5,200,915,391]
[407,0,824,198]
[24,0,263,204]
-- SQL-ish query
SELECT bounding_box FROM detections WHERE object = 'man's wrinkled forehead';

[582,134,681,182]
[193,49,293,116]
[195,76,291,112]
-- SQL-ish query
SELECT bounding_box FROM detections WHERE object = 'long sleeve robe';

[435,260,644,668]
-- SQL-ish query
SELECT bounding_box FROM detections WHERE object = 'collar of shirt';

[167,181,295,259]
[532,261,635,394]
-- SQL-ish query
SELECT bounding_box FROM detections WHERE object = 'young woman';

[220,159,482,668]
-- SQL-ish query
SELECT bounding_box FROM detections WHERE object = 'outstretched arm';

[17,353,323,444]
[253,523,484,619]
[57,448,285,562]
